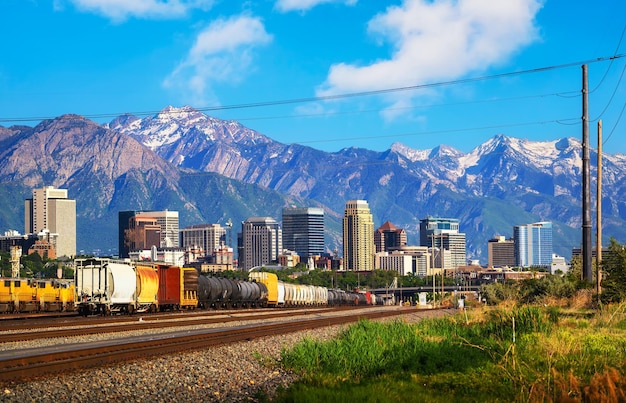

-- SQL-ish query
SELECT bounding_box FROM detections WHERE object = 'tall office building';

[488,236,515,268]
[179,224,226,256]
[125,216,161,253]
[241,217,282,271]
[514,221,553,267]
[25,186,76,257]
[281,207,324,258]
[343,200,374,271]
[419,217,466,269]
[118,210,179,258]
[374,221,407,253]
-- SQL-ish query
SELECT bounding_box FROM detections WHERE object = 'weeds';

[276,305,626,402]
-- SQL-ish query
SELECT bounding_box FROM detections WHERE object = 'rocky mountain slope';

[1,106,625,261]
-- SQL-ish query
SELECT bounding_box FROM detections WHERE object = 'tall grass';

[274,306,626,402]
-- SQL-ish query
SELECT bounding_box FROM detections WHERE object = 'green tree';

[21,253,44,277]
[518,275,576,304]
[0,251,11,277]
[600,238,626,303]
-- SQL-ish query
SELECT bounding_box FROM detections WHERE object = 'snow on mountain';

[111,106,271,150]
[390,142,431,162]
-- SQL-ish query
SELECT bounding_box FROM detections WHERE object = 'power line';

[591,65,626,122]
[590,24,626,94]
[603,101,626,146]
[0,53,624,124]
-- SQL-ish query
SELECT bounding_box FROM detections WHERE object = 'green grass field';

[268,304,626,402]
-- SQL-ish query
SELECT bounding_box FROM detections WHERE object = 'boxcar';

[155,264,198,311]
[249,272,280,306]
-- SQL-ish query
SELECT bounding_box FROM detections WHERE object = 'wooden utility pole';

[582,64,593,283]
[597,120,603,296]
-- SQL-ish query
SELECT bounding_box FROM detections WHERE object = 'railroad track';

[0,306,340,337]
[0,307,423,383]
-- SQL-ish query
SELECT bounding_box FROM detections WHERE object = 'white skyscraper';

[25,186,76,257]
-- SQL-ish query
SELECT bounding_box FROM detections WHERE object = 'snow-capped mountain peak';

[390,142,431,162]
[110,105,272,151]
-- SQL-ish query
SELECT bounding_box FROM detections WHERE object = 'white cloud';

[317,0,543,109]
[64,0,213,21]
[163,15,272,106]
[275,0,357,13]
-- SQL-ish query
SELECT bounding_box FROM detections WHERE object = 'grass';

[269,305,626,402]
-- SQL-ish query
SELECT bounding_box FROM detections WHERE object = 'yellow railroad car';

[0,278,38,313]
[249,271,279,307]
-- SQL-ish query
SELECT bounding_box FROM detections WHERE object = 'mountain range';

[1,105,625,262]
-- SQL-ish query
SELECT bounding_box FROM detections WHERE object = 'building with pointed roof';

[374,221,407,253]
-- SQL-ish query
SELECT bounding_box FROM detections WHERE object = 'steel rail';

[0,307,352,342]
[0,308,419,382]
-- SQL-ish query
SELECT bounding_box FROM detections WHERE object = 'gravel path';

[0,308,449,402]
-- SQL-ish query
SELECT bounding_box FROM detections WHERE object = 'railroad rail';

[0,307,435,382]
[0,306,340,337]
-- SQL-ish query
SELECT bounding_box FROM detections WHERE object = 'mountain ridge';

[1,106,625,262]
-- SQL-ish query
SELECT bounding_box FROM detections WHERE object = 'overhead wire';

[591,64,626,122]
[0,53,623,124]
[603,102,626,146]
[589,24,626,94]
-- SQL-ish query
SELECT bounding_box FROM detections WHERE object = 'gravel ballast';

[0,308,447,402]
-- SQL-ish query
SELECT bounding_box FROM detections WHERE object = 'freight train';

[0,278,75,313]
[74,258,383,316]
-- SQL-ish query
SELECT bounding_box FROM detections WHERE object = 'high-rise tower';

[282,207,324,258]
[241,217,282,271]
[514,221,553,267]
[343,200,374,271]
[25,186,76,257]
[374,221,407,253]
[118,210,179,258]
[419,217,466,269]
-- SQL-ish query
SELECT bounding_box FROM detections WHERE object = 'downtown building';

[514,221,553,268]
[179,223,227,257]
[239,217,282,271]
[419,217,466,270]
[374,221,407,253]
[24,186,76,258]
[281,207,324,259]
[375,246,431,276]
[343,200,375,271]
[487,236,516,268]
[118,210,179,258]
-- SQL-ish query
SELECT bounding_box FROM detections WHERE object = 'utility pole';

[597,120,603,296]
[431,234,435,306]
[582,64,593,283]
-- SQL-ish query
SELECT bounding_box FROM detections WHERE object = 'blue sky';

[1,0,625,154]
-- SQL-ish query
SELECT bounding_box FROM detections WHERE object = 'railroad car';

[0,278,38,313]
[151,264,198,311]
[36,279,75,312]
[75,258,138,315]
[197,276,267,309]
[135,265,159,313]
[249,272,280,306]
